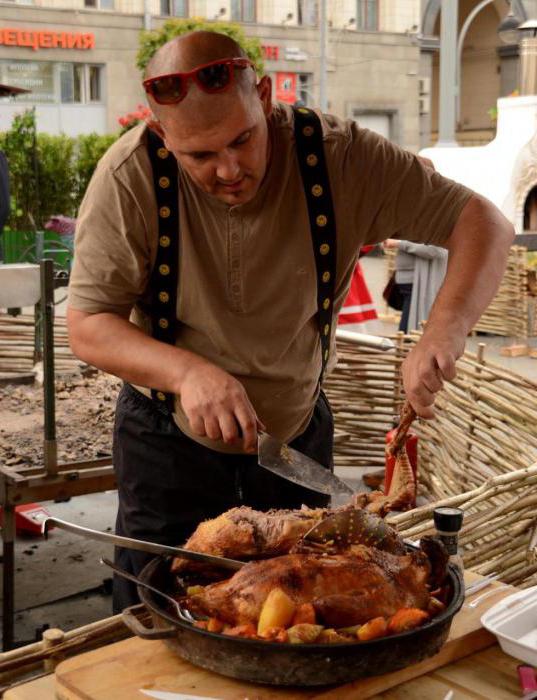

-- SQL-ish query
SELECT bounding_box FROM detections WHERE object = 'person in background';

[384,239,448,333]
[0,150,9,260]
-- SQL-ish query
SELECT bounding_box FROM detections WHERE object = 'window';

[89,66,102,101]
[297,74,313,106]
[0,60,104,105]
[84,0,114,8]
[356,0,378,30]
[297,0,317,26]
[160,0,187,16]
[231,0,255,22]
[60,64,87,103]
[0,60,55,103]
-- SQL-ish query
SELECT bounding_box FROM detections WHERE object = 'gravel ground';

[0,372,121,468]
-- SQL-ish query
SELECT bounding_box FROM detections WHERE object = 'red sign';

[262,45,279,61]
[0,29,95,51]
[275,72,296,104]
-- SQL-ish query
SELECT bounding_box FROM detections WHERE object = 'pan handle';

[122,605,176,640]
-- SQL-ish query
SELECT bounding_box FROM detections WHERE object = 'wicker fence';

[381,245,530,337]
[327,333,537,586]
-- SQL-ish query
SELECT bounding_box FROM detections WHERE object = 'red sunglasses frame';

[142,57,255,105]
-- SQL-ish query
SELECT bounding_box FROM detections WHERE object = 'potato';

[287,624,324,644]
[356,617,388,641]
[186,585,204,596]
[257,588,296,636]
[428,597,446,616]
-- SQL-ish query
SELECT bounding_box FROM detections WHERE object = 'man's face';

[157,82,271,206]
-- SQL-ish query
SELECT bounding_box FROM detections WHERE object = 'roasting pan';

[122,551,465,687]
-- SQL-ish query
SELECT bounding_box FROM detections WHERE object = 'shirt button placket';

[229,209,243,312]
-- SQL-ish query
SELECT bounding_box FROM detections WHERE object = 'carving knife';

[257,431,354,497]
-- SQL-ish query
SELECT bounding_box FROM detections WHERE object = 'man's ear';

[257,75,273,117]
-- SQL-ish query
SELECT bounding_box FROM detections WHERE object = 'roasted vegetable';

[206,617,225,633]
[223,623,257,638]
[259,626,289,642]
[287,623,324,644]
[257,588,296,636]
[317,628,350,644]
[357,617,388,641]
[186,585,204,596]
[291,602,316,626]
[388,608,429,634]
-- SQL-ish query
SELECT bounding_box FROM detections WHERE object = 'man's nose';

[216,151,241,182]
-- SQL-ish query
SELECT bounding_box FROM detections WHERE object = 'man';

[67,31,514,610]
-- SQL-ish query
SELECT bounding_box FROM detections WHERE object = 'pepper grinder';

[433,507,464,573]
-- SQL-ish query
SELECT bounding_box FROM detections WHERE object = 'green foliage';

[36,132,76,225]
[137,18,264,75]
[74,133,117,204]
[0,109,118,231]
[0,109,39,231]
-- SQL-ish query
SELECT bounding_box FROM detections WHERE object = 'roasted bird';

[187,537,447,629]
[171,504,405,574]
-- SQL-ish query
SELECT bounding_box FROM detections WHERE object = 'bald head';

[146,31,247,79]
[145,32,258,127]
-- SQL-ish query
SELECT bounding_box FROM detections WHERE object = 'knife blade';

[257,431,354,497]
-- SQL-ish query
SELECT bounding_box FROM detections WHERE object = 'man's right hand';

[67,307,262,453]
[178,357,261,453]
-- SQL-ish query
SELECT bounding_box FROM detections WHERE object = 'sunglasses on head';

[142,57,255,106]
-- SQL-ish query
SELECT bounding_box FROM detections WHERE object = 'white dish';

[481,585,537,666]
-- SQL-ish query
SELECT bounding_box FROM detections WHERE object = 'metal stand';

[0,260,115,650]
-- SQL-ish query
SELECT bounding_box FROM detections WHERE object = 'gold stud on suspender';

[158,291,169,303]
[303,126,314,137]
[159,264,170,276]
[156,391,166,401]
[157,147,169,159]
[158,318,169,329]
[311,184,323,197]
[320,243,330,255]
[323,298,330,310]
[159,206,171,218]
[316,214,328,227]
[159,176,170,188]
[324,324,330,335]
[306,154,318,166]
[322,271,331,283]
[159,235,170,247]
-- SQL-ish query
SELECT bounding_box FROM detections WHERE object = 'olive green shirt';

[68,104,473,452]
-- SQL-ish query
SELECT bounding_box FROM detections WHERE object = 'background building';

[0,1,424,150]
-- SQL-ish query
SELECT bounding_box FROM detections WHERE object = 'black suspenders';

[146,130,180,412]
[145,106,337,408]
[293,107,337,379]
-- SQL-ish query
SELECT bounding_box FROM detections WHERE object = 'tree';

[137,18,264,76]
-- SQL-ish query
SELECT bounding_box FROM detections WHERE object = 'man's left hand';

[401,327,465,419]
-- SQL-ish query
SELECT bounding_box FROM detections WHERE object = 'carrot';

[291,603,316,626]
[356,617,388,641]
[388,608,429,634]
[206,617,225,633]
[193,620,208,630]
[223,624,258,638]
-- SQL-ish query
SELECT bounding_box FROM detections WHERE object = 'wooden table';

[4,644,523,699]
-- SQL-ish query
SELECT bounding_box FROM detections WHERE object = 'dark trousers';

[112,383,334,612]
[397,283,413,333]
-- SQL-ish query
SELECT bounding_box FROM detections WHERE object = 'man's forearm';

[426,195,515,337]
[67,307,201,394]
